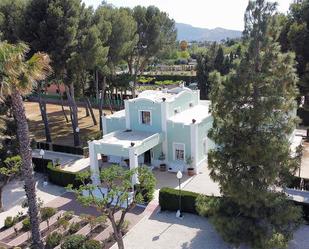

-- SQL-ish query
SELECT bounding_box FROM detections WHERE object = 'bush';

[45,232,63,248]
[159,187,201,214]
[41,207,57,222]
[4,216,17,228]
[47,163,90,188]
[294,201,309,223]
[195,195,220,217]
[68,222,81,234]
[22,217,30,231]
[135,166,156,203]
[82,240,101,249]
[61,234,86,249]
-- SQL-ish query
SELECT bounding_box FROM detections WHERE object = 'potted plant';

[160,163,166,172]
[186,156,195,176]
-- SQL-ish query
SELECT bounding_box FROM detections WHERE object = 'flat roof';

[95,130,159,148]
[168,104,211,125]
[131,87,195,103]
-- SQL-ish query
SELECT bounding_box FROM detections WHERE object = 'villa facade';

[88,87,215,185]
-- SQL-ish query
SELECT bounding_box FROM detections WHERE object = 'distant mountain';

[176,23,242,42]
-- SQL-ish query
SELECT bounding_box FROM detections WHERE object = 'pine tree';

[214,46,224,74]
[207,1,302,248]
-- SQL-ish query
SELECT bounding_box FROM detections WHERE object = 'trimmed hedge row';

[159,187,309,222]
[52,144,86,155]
[159,187,200,214]
[36,141,88,156]
[154,75,196,84]
[47,163,89,189]
[32,157,53,173]
[288,176,309,191]
[297,107,309,126]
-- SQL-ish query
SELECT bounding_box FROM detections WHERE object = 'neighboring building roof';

[168,104,211,125]
[106,110,125,119]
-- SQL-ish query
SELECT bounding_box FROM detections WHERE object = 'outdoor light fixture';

[39,149,45,159]
[75,127,80,133]
[131,142,135,147]
[176,170,183,219]
[192,119,196,124]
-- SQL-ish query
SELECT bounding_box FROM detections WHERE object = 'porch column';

[161,100,168,161]
[88,141,101,185]
[190,122,198,172]
[102,114,107,135]
[129,147,139,185]
[124,99,130,129]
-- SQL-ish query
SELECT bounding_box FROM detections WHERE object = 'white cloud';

[83,0,293,30]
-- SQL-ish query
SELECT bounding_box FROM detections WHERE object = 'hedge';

[32,157,53,173]
[159,187,309,222]
[288,176,309,191]
[153,75,196,84]
[297,107,309,126]
[52,144,86,155]
[159,187,200,214]
[36,141,50,150]
[47,163,89,188]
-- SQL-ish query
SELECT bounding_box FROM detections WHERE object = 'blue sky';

[82,0,292,30]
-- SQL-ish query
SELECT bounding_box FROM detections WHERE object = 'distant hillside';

[176,23,242,42]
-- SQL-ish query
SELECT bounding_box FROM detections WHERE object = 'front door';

[144,150,151,165]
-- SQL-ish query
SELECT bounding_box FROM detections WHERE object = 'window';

[140,111,151,125]
[174,143,185,161]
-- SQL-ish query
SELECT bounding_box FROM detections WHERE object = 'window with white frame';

[174,143,185,161]
[203,138,207,155]
[140,110,151,125]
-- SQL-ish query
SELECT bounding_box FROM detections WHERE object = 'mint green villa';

[88,86,215,185]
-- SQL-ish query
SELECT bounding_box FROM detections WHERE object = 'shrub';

[61,234,86,249]
[82,240,101,249]
[135,166,156,203]
[22,217,30,231]
[41,207,57,222]
[68,222,81,234]
[47,163,90,188]
[4,216,17,228]
[63,211,74,220]
[45,232,63,249]
[196,195,220,217]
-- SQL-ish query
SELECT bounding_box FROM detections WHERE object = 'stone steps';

[7,210,64,247]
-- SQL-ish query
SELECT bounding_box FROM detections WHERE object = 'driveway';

[111,210,309,249]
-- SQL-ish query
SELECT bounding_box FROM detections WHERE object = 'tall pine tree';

[207,1,302,248]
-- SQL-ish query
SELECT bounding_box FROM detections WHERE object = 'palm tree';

[0,42,52,249]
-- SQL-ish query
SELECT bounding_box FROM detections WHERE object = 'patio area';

[152,164,221,199]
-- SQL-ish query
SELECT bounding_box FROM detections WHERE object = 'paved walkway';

[0,173,66,228]
[111,210,309,249]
